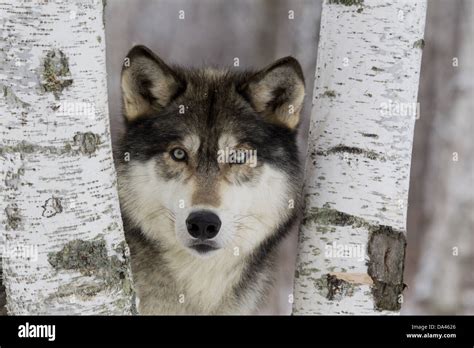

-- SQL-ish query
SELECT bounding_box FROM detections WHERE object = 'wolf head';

[117,45,304,258]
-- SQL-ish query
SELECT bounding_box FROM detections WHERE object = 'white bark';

[293,0,426,314]
[0,0,135,314]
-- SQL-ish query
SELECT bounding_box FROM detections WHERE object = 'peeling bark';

[0,1,135,314]
[367,227,407,311]
[293,0,426,314]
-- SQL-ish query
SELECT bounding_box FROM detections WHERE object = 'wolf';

[116,45,305,314]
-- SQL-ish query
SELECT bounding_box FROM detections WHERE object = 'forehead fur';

[155,67,258,141]
[173,66,253,107]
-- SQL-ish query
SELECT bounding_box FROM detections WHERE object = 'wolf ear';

[240,57,305,129]
[121,45,184,121]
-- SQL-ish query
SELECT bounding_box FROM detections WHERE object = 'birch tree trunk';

[0,0,135,314]
[293,0,427,314]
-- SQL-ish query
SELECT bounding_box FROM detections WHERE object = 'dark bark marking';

[316,144,383,160]
[413,39,425,49]
[326,274,356,300]
[360,132,379,138]
[40,49,73,99]
[303,205,371,228]
[0,133,101,157]
[5,204,22,230]
[322,90,337,98]
[367,225,407,311]
[41,197,63,218]
[328,0,364,6]
[73,132,101,155]
[48,239,134,299]
[371,66,385,72]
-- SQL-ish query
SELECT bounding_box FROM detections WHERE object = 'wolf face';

[116,45,305,313]
[118,45,304,257]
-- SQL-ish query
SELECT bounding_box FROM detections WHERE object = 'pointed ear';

[240,57,305,129]
[121,45,184,121]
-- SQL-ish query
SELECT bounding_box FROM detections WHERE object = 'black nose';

[186,211,221,239]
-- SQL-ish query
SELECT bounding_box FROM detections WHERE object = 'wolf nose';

[186,211,221,239]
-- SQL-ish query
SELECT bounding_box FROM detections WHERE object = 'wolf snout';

[186,211,221,240]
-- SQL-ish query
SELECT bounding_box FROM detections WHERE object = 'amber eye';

[170,147,187,162]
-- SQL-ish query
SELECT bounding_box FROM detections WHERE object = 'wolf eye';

[170,147,187,162]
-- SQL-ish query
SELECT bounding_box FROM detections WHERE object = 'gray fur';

[116,45,305,314]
